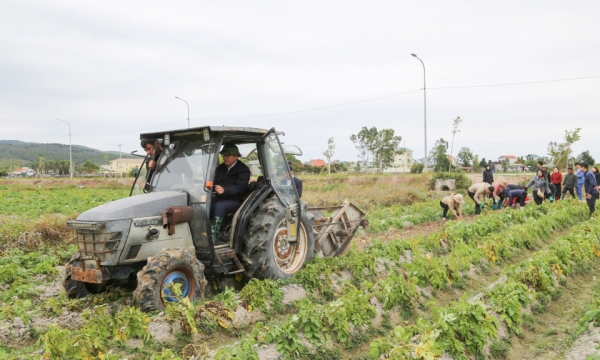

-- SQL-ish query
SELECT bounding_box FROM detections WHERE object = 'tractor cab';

[130,126,304,276]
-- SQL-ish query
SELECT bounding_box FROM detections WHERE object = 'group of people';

[440,161,600,220]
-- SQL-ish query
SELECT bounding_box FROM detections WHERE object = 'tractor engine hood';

[76,191,188,222]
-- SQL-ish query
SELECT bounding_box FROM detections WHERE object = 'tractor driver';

[211,143,251,243]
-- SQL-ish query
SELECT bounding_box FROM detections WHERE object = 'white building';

[498,155,518,164]
[383,148,414,173]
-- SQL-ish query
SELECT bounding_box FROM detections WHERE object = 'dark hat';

[219,143,241,156]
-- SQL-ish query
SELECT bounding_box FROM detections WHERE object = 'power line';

[429,75,600,90]
[60,74,600,138]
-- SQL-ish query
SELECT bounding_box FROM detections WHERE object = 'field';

[1,174,600,360]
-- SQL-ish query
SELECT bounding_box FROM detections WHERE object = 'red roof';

[310,159,326,167]
[500,155,517,159]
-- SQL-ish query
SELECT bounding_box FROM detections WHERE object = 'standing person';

[575,162,585,200]
[550,167,562,201]
[593,166,600,189]
[492,180,508,209]
[468,182,493,215]
[483,165,494,184]
[281,166,303,198]
[561,167,577,199]
[440,193,464,220]
[542,166,556,199]
[581,162,599,216]
[524,169,553,205]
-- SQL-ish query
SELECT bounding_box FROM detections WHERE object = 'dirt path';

[507,263,600,360]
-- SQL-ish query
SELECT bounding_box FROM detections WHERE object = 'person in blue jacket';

[575,162,585,200]
[504,187,527,209]
[581,162,599,216]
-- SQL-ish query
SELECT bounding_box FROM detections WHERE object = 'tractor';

[63,126,368,311]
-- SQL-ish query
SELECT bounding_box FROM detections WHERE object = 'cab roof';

[140,126,283,142]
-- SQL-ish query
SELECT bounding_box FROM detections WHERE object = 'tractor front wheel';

[133,248,207,312]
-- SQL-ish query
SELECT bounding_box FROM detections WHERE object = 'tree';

[323,137,336,175]
[350,127,377,168]
[456,147,474,167]
[410,162,424,173]
[80,160,99,174]
[577,150,595,165]
[429,138,450,172]
[472,154,481,172]
[350,127,402,173]
[448,116,463,171]
[479,158,487,168]
[547,128,581,169]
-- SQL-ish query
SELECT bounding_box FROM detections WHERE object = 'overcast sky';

[2,1,599,163]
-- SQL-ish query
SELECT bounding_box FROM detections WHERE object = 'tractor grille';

[75,230,123,262]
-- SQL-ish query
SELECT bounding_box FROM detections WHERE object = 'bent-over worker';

[468,182,493,215]
[440,193,464,220]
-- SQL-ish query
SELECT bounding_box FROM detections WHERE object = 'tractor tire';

[133,248,207,312]
[63,252,105,298]
[240,197,315,280]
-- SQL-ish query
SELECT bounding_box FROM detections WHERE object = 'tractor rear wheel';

[133,248,207,312]
[240,197,315,280]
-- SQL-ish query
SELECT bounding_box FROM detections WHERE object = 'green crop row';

[370,214,600,359]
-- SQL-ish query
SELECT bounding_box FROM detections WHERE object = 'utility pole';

[118,144,122,178]
[175,97,190,128]
[411,54,428,172]
[56,119,72,180]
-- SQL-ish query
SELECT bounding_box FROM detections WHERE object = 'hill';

[0,140,133,167]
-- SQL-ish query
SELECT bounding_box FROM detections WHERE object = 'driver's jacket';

[214,161,251,201]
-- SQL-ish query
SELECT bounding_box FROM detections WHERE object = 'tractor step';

[214,249,245,275]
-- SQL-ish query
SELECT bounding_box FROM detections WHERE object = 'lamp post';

[175,97,190,128]
[411,54,428,172]
[56,119,72,180]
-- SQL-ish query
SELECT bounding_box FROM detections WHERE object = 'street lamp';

[411,53,428,172]
[174,97,190,128]
[56,119,73,180]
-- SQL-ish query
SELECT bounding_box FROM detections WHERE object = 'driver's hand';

[215,185,225,194]
[148,160,156,169]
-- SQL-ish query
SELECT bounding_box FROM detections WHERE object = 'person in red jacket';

[550,167,562,201]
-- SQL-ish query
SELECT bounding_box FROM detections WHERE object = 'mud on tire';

[240,197,315,280]
[133,248,207,312]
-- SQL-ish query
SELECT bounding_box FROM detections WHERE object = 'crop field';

[1,175,600,359]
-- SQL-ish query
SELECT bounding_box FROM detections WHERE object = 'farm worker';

[492,180,508,210]
[575,162,585,200]
[468,183,493,215]
[504,188,527,209]
[281,165,303,198]
[523,169,553,205]
[440,193,464,220]
[483,165,494,185]
[550,167,562,201]
[581,162,599,216]
[593,166,600,189]
[211,143,251,243]
[141,138,163,191]
[561,167,577,199]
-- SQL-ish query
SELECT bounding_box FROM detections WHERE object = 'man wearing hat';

[440,193,464,220]
[211,143,251,243]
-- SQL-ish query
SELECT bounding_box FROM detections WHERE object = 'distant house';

[383,148,414,173]
[109,158,144,173]
[526,154,540,161]
[11,167,35,177]
[309,159,326,167]
[498,155,518,164]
